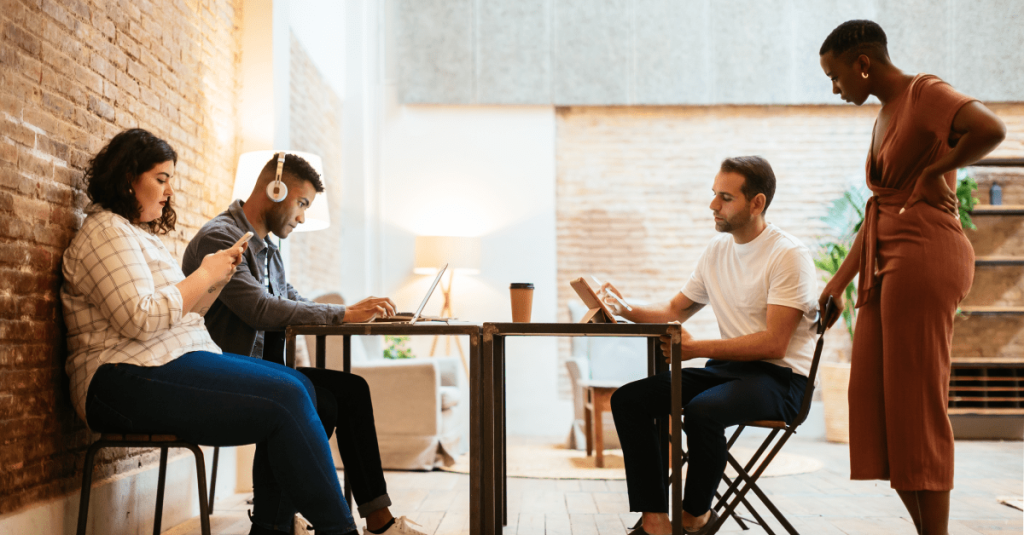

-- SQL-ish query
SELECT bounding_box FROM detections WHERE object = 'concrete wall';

[396,0,1024,105]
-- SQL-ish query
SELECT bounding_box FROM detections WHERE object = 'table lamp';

[233,150,329,232]
[414,235,480,371]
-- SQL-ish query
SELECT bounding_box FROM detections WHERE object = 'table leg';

[285,332,296,369]
[342,335,351,373]
[498,335,507,528]
[336,334,352,508]
[469,333,483,535]
[316,334,326,370]
[671,330,683,535]
[480,332,495,535]
[650,337,670,500]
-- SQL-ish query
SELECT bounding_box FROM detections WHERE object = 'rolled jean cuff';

[357,494,392,517]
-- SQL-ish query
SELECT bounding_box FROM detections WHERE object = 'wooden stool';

[583,384,619,468]
[76,433,211,535]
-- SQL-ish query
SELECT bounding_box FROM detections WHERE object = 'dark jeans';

[258,336,392,522]
[610,359,807,517]
[85,351,357,535]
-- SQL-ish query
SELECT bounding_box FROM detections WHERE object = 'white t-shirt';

[681,223,819,377]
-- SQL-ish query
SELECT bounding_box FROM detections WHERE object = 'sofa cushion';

[439,386,461,411]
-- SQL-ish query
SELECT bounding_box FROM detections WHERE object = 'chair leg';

[584,404,593,457]
[594,402,605,468]
[208,446,219,514]
[185,444,212,535]
[76,442,103,535]
[153,446,169,535]
[716,434,800,535]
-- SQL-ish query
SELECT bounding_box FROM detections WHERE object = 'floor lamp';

[414,235,480,375]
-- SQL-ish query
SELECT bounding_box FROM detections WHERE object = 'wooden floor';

[165,432,1023,535]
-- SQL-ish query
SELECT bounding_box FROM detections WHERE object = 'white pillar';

[236,0,292,493]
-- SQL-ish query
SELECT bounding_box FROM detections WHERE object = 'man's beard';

[714,212,750,233]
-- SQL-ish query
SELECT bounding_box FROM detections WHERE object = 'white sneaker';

[362,516,428,535]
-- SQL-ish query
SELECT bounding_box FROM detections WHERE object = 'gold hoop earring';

[862,72,869,79]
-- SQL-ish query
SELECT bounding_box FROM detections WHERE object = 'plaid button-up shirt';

[61,206,220,424]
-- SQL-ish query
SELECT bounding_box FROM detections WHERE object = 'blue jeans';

[85,351,357,535]
[611,359,807,517]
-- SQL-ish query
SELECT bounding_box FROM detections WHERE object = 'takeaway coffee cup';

[509,283,535,323]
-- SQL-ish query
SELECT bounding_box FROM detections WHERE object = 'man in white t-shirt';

[600,156,819,535]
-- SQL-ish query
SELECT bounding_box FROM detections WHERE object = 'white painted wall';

[378,0,570,435]
[378,101,570,437]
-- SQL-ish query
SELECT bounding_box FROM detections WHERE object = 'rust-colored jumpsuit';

[848,74,976,491]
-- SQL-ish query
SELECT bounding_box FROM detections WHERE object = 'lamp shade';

[414,236,481,274]
[233,150,330,232]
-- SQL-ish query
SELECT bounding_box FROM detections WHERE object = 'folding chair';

[674,297,835,534]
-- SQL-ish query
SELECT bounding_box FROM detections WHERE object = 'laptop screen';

[411,263,448,323]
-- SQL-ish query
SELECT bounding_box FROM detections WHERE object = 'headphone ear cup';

[266,179,288,202]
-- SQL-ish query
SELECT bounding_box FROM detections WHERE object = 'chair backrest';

[789,297,836,428]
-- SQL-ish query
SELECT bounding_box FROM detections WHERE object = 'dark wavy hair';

[85,129,178,234]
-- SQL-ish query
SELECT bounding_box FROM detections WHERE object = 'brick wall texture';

[286,34,344,300]
[555,104,1024,396]
[0,0,242,516]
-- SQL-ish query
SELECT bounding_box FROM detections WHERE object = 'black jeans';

[610,359,807,517]
[257,337,391,525]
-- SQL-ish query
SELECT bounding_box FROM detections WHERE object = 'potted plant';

[813,174,979,443]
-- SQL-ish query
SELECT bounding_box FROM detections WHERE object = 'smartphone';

[231,231,254,250]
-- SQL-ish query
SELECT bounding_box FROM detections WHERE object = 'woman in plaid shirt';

[61,129,363,535]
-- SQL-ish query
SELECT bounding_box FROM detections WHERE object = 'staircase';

[950,158,1024,438]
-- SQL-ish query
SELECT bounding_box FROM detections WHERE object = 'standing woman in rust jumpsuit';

[816,21,1006,535]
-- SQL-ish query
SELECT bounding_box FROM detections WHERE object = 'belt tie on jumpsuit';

[856,186,912,309]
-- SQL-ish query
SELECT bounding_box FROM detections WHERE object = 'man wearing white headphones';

[183,154,425,535]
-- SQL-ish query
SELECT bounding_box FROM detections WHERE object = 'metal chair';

[675,297,835,534]
[76,433,211,535]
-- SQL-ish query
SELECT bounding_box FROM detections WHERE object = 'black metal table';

[475,322,686,535]
[284,322,483,509]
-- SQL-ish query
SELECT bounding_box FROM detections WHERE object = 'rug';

[442,444,823,480]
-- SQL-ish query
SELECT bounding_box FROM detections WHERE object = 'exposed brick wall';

[555,104,1024,396]
[286,35,344,299]
[0,0,241,516]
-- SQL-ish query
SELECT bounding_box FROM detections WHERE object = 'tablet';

[569,277,618,324]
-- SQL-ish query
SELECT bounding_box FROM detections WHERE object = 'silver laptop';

[372,263,448,324]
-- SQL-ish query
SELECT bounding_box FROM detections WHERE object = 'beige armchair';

[305,293,468,471]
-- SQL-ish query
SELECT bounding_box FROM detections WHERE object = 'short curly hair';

[85,129,178,234]
[259,153,324,193]
[819,20,889,62]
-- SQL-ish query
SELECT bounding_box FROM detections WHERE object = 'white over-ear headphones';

[266,152,288,202]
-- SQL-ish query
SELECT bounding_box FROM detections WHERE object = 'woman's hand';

[903,167,958,217]
[817,283,845,330]
[199,242,246,286]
